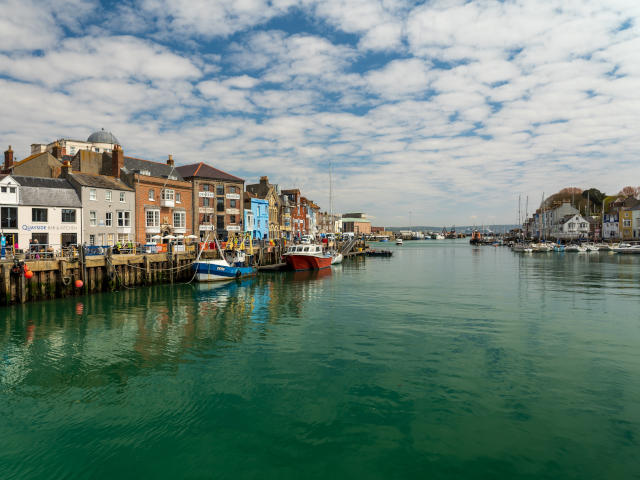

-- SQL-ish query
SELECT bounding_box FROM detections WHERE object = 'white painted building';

[31,129,120,156]
[603,212,619,239]
[554,214,590,239]
[12,176,82,250]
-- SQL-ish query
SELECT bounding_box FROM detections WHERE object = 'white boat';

[331,252,343,264]
[585,244,599,252]
[396,238,403,245]
[523,247,533,253]
[532,243,552,252]
[613,244,640,254]
[435,234,445,240]
[564,244,586,253]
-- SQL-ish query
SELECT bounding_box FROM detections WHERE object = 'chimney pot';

[167,154,174,166]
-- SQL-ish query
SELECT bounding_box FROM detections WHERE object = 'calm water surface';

[1,240,640,479]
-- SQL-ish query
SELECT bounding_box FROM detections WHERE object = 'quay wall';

[1,243,286,306]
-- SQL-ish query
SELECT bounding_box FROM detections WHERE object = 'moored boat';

[331,252,343,265]
[396,238,403,245]
[284,244,332,270]
[613,244,640,254]
[194,258,256,282]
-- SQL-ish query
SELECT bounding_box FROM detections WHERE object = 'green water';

[1,240,640,479]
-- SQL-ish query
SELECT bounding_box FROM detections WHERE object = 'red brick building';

[176,163,244,241]
[118,149,194,243]
[281,189,305,238]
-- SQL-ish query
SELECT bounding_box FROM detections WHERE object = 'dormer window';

[168,175,177,180]
[140,170,151,176]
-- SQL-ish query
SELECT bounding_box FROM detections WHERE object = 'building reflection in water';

[0,270,333,392]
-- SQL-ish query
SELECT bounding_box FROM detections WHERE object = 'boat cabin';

[287,245,323,254]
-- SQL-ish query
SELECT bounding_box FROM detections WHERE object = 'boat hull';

[285,254,332,271]
[193,261,256,282]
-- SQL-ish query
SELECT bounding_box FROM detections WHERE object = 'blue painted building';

[244,195,269,240]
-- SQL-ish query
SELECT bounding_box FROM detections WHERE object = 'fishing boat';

[193,233,257,282]
[284,244,332,270]
[396,238,403,245]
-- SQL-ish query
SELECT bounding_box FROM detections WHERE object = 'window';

[0,187,5,192]
[9,187,15,193]
[173,211,186,228]
[203,184,209,192]
[107,233,114,245]
[117,211,131,227]
[230,199,237,208]
[162,189,174,200]
[105,212,112,227]
[203,197,210,207]
[89,188,97,201]
[216,215,225,230]
[89,234,95,246]
[216,185,224,195]
[105,190,112,202]
[149,189,155,201]
[120,192,125,202]
[229,186,236,194]
[176,192,181,203]
[623,220,631,227]
[62,209,76,223]
[1,207,17,229]
[32,208,47,222]
[216,198,224,212]
[202,214,213,224]
[146,210,160,227]
[89,211,97,226]
[230,215,236,223]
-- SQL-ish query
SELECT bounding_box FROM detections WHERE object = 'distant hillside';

[387,225,519,233]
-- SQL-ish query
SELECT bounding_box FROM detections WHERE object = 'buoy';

[24,270,33,279]
[75,279,84,289]
[23,264,29,271]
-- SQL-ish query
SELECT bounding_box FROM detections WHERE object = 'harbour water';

[1,240,640,479]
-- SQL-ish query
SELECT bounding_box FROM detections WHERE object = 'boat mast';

[329,159,333,233]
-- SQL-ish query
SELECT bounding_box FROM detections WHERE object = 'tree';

[582,188,605,206]
[618,186,640,198]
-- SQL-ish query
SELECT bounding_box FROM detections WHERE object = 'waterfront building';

[603,212,620,239]
[246,176,281,240]
[10,175,82,249]
[0,174,20,248]
[175,162,244,241]
[342,213,372,235]
[554,214,590,240]
[243,192,269,240]
[632,206,640,239]
[619,208,634,240]
[63,164,136,246]
[279,194,293,240]
[281,189,305,238]
[30,129,120,156]
[119,150,193,243]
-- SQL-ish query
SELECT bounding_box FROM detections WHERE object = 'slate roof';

[123,156,185,181]
[13,176,81,207]
[176,162,243,182]
[68,172,133,191]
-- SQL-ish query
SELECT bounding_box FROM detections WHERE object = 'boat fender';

[62,276,71,286]
[235,270,241,278]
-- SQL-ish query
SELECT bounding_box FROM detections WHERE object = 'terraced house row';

[0,131,338,251]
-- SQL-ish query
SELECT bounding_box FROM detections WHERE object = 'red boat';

[283,244,332,270]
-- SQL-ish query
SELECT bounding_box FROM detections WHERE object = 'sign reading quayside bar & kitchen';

[22,224,78,231]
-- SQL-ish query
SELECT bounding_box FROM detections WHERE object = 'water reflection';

[0,273,333,392]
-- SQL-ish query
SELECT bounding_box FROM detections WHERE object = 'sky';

[1,0,639,227]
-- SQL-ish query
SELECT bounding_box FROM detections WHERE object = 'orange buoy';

[75,279,84,289]
[24,270,34,279]
[23,264,29,271]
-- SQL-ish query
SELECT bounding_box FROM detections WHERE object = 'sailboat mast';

[329,159,333,233]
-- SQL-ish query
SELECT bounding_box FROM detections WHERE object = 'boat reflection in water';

[291,268,332,282]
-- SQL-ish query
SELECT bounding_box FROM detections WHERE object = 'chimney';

[51,141,62,159]
[167,154,174,167]
[112,144,124,178]
[4,145,13,171]
[260,176,268,185]
[61,160,72,177]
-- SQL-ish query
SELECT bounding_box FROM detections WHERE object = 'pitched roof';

[12,151,57,168]
[13,176,81,207]
[68,172,134,191]
[122,156,184,181]
[176,162,243,182]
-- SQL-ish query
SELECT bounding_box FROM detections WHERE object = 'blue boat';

[194,259,256,282]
